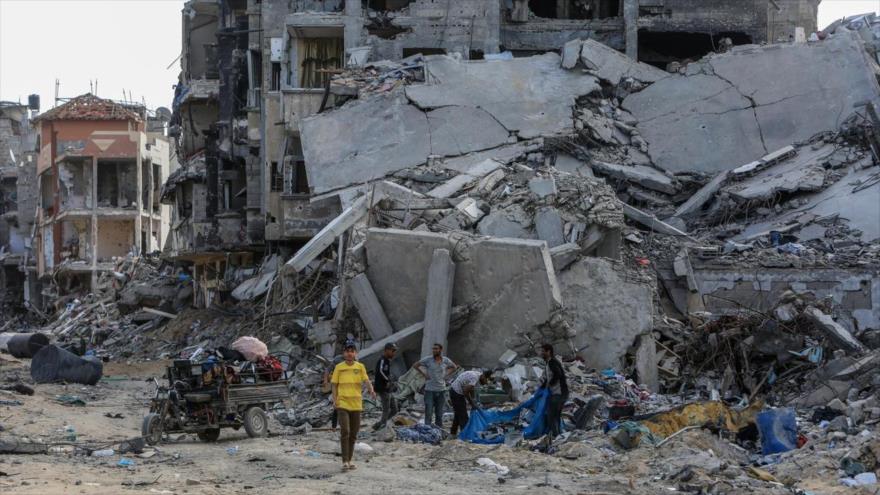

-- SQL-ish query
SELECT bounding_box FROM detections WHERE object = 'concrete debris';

[6,4,880,492]
[623,32,880,173]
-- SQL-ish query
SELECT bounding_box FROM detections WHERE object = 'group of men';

[325,339,568,471]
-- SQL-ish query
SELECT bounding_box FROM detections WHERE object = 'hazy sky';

[1,0,878,113]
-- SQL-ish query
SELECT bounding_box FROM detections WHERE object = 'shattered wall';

[693,268,880,334]
[558,257,655,370]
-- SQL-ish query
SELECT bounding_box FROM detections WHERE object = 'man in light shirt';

[412,343,458,429]
[449,369,493,436]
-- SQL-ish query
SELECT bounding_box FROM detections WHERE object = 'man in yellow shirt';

[331,340,376,471]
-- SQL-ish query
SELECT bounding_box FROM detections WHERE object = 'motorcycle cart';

[142,358,290,444]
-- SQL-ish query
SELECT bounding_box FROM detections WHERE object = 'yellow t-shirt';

[331,361,368,411]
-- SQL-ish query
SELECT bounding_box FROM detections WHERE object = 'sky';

[0,0,878,114]
[0,0,184,112]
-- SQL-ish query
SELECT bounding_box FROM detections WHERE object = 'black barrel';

[7,333,50,358]
[30,345,103,385]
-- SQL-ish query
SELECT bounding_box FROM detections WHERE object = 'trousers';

[337,408,361,463]
[377,391,398,427]
[449,389,469,436]
[423,390,446,428]
[547,394,565,438]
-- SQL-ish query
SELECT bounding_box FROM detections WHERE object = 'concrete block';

[549,242,581,272]
[364,228,562,365]
[561,39,582,69]
[528,176,558,198]
[535,207,566,248]
[477,205,534,239]
[559,258,654,370]
[579,38,667,85]
[421,249,455,358]
[348,273,395,340]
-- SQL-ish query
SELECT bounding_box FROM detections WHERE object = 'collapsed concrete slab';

[405,53,600,139]
[557,258,654,370]
[590,161,678,194]
[804,306,867,354]
[364,228,562,365]
[623,33,880,173]
[724,144,834,201]
[735,165,880,243]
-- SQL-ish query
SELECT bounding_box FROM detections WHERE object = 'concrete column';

[135,133,143,255]
[634,334,658,392]
[623,0,639,60]
[420,249,455,359]
[349,272,394,340]
[90,156,98,290]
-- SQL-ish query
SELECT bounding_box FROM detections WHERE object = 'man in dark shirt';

[373,342,399,430]
[540,343,568,438]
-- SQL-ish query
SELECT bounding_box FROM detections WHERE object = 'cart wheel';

[142,413,163,445]
[197,428,221,442]
[243,407,268,438]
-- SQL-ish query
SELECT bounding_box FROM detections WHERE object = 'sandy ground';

[0,356,867,495]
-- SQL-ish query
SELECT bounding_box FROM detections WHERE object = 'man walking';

[449,369,492,436]
[372,342,399,430]
[540,343,568,438]
[413,343,458,429]
[331,340,376,471]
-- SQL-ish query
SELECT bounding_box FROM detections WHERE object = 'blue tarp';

[757,407,798,455]
[459,388,556,444]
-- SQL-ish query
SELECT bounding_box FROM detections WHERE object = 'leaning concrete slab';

[286,193,371,272]
[421,249,455,358]
[804,306,866,354]
[623,33,880,173]
[623,204,694,239]
[300,92,429,194]
[590,161,678,194]
[348,273,394,340]
[406,53,600,139]
[671,170,730,219]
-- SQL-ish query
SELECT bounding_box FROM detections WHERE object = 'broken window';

[298,37,343,89]
[97,160,138,208]
[293,160,309,194]
[364,0,413,10]
[270,161,284,192]
[638,31,752,68]
[527,0,619,20]
[270,62,282,91]
[402,48,446,58]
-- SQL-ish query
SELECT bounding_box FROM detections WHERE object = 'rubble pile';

[330,56,426,98]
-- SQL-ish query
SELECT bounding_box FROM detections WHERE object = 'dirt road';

[0,357,856,494]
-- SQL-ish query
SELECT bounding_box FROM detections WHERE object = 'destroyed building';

[0,99,40,311]
[31,94,173,308]
[161,0,826,310]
